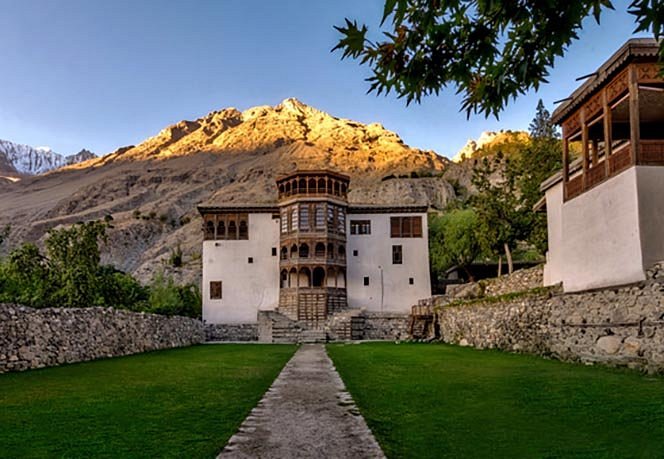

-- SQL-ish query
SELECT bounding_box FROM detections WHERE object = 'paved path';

[218,344,385,459]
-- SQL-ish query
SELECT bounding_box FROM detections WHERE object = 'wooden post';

[603,89,613,176]
[629,65,641,164]
[581,108,589,190]
[562,136,570,201]
[591,139,599,166]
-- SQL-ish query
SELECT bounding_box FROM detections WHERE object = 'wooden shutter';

[412,217,423,237]
[390,217,400,237]
[210,281,222,299]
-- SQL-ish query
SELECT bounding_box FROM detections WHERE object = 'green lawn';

[327,342,664,459]
[0,344,296,459]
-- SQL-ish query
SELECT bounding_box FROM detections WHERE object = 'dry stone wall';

[446,265,544,299]
[430,262,664,374]
[0,304,204,373]
[205,323,258,341]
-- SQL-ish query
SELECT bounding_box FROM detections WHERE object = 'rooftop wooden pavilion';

[551,38,664,201]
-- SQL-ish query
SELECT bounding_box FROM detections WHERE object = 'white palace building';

[198,170,431,326]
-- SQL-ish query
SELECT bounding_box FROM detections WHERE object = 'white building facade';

[541,39,664,292]
[199,170,431,325]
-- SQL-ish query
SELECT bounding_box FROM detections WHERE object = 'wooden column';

[562,134,570,201]
[603,89,613,176]
[581,108,589,189]
[591,139,599,166]
[629,65,641,165]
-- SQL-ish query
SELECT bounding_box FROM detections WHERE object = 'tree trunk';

[462,265,475,283]
[497,255,502,277]
[504,242,514,275]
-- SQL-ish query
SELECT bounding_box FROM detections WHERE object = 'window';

[272,247,277,256]
[353,250,358,257]
[363,276,370,286]
[239,220,248,240]
[315,204,325,229]
[409,277,414,285]
[350,220,371,235]
[299,205,310,231]
[248,257,253,264]
[337,209,346,233]
[210,281,222,299]
[390,216,423,238]
[281,210,288,234]
[392,245,403,264]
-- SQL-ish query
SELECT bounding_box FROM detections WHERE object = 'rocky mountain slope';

[451,130,530,162]
[0,140,97,179]
[0,98,464,284]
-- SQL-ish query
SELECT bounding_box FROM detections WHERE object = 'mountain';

[0,140,97,179]
[451,130,530,162]
[0,98,463,284]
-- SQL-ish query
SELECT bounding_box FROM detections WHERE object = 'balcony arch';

[205,221,215,239]
[299,243,309,258]
[280,269,288,288]
[298,267,311,287]
[312,267,326,287]
[280,246,288,260]
[290,244,298,258]
[315,242,326,258]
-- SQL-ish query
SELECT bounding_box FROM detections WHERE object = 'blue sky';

[0,0,650,158]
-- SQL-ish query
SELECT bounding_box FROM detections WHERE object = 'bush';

[147,272,201,318]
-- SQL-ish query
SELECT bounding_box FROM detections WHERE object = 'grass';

[327,342,664,459]
[0,344,296,459]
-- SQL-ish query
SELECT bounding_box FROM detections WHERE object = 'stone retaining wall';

[429,262,664,374]
[446,265,544,300]
[0,304,204,373]
[205,323,258,342]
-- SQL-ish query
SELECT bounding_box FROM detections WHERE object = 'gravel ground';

[217,344,385,459]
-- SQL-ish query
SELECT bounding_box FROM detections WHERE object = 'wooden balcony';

[565,140,664,201]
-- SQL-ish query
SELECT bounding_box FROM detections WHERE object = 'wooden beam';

[629,65,641,164]
[581,108,589,189]
[562,137,569,201]
[603,89,613,177]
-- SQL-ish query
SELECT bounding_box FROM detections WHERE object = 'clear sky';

[0,0,651,159]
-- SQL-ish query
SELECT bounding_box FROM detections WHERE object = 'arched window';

[317,178,325,193]
[289,268,297,287]
[315,242,326,258]
[285,182,291,196]
[239,220,248,239]
[338,244,346,259]
[327,267,337,287]
[312,267,325,287]
[299,243,309,258]
[308,178,317,193]
[291,244,298,258]
[340,183,347,195]
[327,243,334,259]
[336,269,346,288]
[327,179,333,194]
[281,247,288,260]
[334,181,340,195]
[292,180,298,194]
[280,270,288,288]
[298,267,311,287]
[216,221,225,240]
[205,221,215,240]
[299,178,307,193]
[228,220,237,240]
[279,184,285,197]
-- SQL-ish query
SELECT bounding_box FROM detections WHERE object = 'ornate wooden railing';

[565,139,664,201]
[639,140,664,165]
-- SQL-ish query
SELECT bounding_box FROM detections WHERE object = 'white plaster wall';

[202,214,280,324]
[558,168,645,292]
[543,182,564,286]
[346,213,432,313]
[636,166,664,269]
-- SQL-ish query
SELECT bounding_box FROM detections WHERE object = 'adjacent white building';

[199,170,431,325]
[540,39,664,292]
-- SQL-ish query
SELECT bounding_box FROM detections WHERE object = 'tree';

[45,221,108,308]
[529,99,559,140]
[429,208,483,281]
[334,1,663,117]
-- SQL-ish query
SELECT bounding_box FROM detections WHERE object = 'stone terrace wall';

[446,265,544,299]
[205,323,258,342]
[0,304,204,373]
[430,262,664,374]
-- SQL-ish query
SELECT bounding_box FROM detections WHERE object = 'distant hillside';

[0,98,465,284]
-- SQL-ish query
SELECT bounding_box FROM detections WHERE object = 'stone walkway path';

[218,344,385,459]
